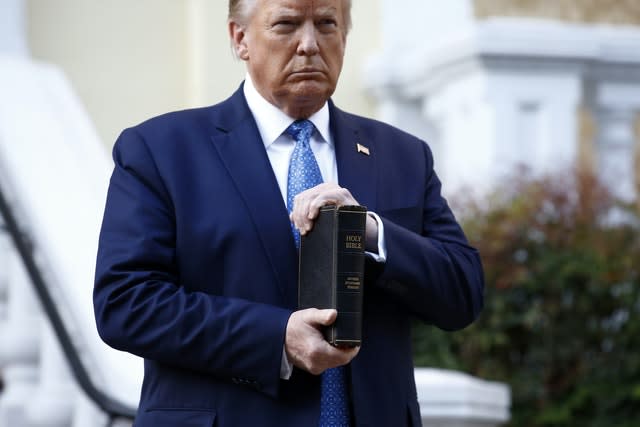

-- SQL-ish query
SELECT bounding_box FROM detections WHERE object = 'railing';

[0,55,144,426]
[0,178,136,426]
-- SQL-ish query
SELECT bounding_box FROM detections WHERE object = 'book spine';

[329,208,366,347]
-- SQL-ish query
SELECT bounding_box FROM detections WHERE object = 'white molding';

[416,368,510,425]
[366,18,640,97]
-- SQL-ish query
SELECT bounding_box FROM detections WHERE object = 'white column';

[485,71,581,182]
[25,321,76,427]
[0,243,41,427]
[0,0,28,57]
[595,107,638,202]
[425,73,497,195]
[184,0,245,107]
[375,91,436,150]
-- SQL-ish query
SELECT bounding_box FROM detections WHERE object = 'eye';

[272,19,298,33]
[317,18,338,32]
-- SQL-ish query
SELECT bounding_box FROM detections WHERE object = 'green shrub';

[412,168,640,427]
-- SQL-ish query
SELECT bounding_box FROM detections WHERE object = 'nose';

[296,21,319,56]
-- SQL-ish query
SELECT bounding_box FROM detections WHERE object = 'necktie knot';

[286,119,315,146]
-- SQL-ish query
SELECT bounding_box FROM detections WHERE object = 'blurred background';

[1,0,639,426]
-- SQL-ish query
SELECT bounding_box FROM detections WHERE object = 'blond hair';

[228,0,352,32]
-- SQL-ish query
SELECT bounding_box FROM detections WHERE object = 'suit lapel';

[209,88,298,307]
[330,105,378,211]
[206,92,378,308]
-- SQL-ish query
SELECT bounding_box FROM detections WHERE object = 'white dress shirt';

[243,74,338,204]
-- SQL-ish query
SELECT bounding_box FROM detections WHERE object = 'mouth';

[289,69,325,79]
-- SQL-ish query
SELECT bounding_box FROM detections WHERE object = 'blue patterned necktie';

[286,119,324,247]
[285,120,352,426]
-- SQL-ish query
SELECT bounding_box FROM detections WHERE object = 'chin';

[292,82,334,102]
[275,82,335,117]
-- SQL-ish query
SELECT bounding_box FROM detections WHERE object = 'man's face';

[230,0,347,118]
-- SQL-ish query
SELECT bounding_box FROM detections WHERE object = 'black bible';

[298,205,367,347]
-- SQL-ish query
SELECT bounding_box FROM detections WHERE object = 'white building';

[366,1,640,199]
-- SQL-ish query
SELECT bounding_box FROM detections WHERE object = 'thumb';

[308,308,337,326]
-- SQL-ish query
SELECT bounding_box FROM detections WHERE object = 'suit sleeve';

[376,142,484,331]
[93,129,291,398]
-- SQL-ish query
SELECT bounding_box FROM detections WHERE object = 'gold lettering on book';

[345,276,361,290]
[345,234,363,249]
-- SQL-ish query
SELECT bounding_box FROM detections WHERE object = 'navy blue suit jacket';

[94,86,484,427]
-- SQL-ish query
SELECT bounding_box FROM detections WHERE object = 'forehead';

[255,0,343,16]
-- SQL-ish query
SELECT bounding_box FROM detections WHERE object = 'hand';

[284,308,359,375]
[289,183,378,250]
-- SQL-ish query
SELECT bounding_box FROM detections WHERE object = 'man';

[93,0,484,426]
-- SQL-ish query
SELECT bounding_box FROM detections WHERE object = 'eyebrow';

[314,6,339,17]
[269,6,339,18]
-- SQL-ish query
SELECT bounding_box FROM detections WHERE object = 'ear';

[228,20,249,60]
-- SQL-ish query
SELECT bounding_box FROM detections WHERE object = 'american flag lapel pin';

[356,143,370,156]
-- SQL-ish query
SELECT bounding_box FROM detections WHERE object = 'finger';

[296,194,315,232]
[291,192,313,231]
[323,345,360,368]
[307,195,336,220]
[304,308,337,327]
[338,346,360,362]
[299,188,335,225]
[318,308,337,326]
[294,194,323,235]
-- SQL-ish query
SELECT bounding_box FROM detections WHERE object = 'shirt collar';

[243,74,332,148]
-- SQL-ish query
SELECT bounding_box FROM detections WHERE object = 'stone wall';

[474,0,640,25]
